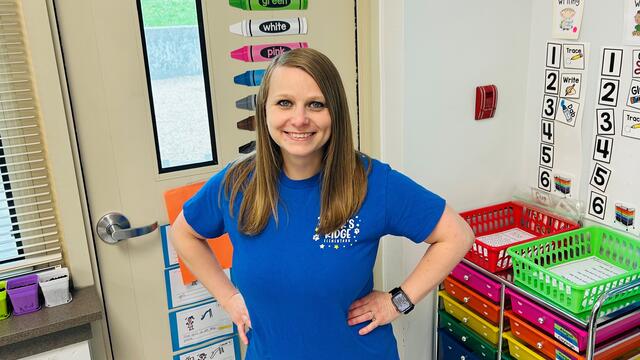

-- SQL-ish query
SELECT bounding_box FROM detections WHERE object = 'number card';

[169,301,235,351]
[595,108,616,135]
[547,43,562,69]
[538,166,552,192]
[541,119,555,144]
[539,144,554,167]
[541,95,558,120]
[598,78,620,107]
[173,336,240,360]
[601,48,623,77]
[589,191,608,220]
[545,69,560,95]
[592,135,614,163]
[590,163,612,193]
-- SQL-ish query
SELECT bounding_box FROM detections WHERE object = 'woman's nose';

[289,106,309,127]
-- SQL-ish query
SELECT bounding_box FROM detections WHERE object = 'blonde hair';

[223,48,370,235]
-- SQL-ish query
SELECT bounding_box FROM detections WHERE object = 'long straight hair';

[223,48,370,235]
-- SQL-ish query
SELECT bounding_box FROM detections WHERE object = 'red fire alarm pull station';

[475,85,497,120]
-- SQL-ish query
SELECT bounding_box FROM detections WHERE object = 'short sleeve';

[384,167,446,243]
[182,166,230,239]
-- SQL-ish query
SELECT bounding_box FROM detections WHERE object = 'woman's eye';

[309,101,325,109]
[277,99,292,107]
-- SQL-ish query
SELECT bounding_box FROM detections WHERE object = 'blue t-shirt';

[183,158,445,360]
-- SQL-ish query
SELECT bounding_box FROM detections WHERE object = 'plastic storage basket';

[508,226,640,314]
[461,201,579,273]
[7,274,40,315]
[0,280,9,320]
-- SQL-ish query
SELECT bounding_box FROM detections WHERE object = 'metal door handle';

[97,212,158,244]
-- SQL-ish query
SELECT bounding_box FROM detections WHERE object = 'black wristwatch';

[389,287,415,314]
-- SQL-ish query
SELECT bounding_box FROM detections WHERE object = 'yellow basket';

[503,332,546,360]
[438,291,500,345]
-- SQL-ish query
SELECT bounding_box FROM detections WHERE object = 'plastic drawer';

[503,332,546,360]
[444,276,501,324]
[439,291,501,345]
[438,310,500,360]
[450,262,502,303]
[438,329,482,360]
[594,327,640,360]
[507,288,640,352]
[506,311,582,360]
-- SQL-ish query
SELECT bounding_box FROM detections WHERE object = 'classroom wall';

[521,1,623,206]
[379,1,533,358]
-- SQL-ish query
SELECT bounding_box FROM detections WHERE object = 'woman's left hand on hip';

[347,290,400,335]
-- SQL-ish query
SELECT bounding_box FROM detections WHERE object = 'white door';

[53,0,363,358]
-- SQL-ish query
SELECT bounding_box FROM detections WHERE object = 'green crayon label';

[230,0,308,11]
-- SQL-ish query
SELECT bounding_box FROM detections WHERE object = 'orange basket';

[461,201,579,273]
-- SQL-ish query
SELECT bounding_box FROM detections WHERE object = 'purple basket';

[7,274,41,315]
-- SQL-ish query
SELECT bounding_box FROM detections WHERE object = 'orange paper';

[163,181,233,285]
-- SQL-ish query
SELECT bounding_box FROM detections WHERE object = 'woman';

[171,48,474,359]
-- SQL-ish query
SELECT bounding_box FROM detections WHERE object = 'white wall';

[380,1,533,358]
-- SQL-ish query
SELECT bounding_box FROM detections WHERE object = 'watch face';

[392,293,411,312]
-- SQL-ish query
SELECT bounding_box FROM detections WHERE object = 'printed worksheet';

[174,336,239,360]
[169,301,234,351]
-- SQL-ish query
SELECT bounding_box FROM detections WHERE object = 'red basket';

[460,201,579,273]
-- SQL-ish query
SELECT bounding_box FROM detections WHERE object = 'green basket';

[507,226,640,314]
[0,280,9,320]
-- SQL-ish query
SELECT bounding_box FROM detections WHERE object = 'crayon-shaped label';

[237,115,256,131]
[230,42,308,62]
[239,140,256,154]
[234,69,265,87]
[236,94,257,111]
[229,18,307,37]
[229,0,308,11]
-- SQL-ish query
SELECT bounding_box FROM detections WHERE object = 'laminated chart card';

[169,300,235,352]
[552,0,585,40]
[587,47,640,236]
[164,267,231,309]
[624,0,640,45]
[173,336,240,360]
[534,42,589,199]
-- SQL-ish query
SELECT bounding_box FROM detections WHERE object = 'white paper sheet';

[476,228,536,247]
[548,256,626,285]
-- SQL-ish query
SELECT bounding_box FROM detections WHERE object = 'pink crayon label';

[231,42,308,62]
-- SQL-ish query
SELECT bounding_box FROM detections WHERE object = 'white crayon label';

[230,17,308,37]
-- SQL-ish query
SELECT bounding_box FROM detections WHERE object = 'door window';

[137,0,217,173]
